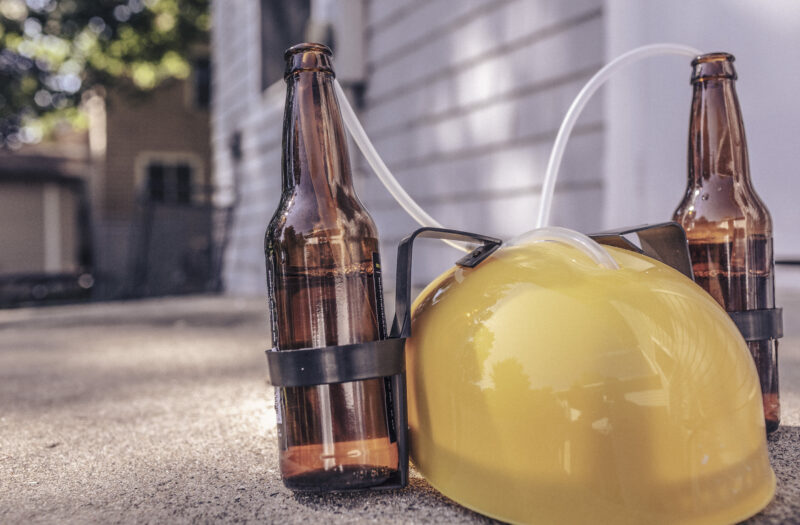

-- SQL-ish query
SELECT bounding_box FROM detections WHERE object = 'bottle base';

[765,418,780,434]
[762,392,780,434]
[283,465,397,492]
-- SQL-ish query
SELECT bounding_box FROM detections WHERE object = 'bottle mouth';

[284,42,334,80]
[691,52,735,67]
[691,52,737,83]
[284,42,332,59]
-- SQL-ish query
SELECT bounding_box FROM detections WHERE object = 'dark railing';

[0,271,94,308]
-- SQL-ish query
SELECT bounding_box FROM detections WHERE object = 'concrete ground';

[1,291,798,524]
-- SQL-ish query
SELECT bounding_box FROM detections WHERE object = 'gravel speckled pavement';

[1,289,798,524]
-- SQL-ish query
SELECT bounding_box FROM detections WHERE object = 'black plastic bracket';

[392,227,502,338]
[590,222,694,280]
[729,308,784,342]
[265,338,406,388]
[590,222,783,344]
[264,227,501,491]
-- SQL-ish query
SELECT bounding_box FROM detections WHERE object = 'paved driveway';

[1,293,798,523]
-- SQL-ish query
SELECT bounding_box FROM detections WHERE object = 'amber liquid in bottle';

[673,53,779,433]
[265,43,398,490]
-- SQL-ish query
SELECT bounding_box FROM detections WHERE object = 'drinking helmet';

[406,232,774,524]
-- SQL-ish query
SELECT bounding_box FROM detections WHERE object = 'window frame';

[134,151,207,206]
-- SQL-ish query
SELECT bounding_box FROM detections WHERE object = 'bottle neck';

[688,76,751,186]
[282,70,354,195]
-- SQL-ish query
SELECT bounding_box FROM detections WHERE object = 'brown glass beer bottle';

[673,52,779,432]
[265,43,398,490]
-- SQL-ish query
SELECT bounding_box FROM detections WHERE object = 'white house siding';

[212,0,606,296]
[212,0,282,297]
[604,0,800,265]
[360,0,605,289]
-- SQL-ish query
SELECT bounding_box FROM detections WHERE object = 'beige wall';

[93,75,211,296]
[0,183,45,273]
[103,78,211,220]
[58,184,78,270]
[0,182,79,274]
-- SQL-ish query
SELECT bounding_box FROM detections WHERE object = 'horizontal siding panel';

[367,0,422,31]
[368,0,505,66]
[363,65,597,141]
[363,15,603,134]
[234,202,274,228]
[359,129,603,211]
[243,132,282,163]
[366,1,601,104]
[368,0,601,98]
[236,189,280,218]
[366,76,602,169]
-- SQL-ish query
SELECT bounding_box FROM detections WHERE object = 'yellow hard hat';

[406,235,774,524]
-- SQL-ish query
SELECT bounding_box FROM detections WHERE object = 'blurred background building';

[0,68,212,305]
[0,127,92,305]
[0,0,215,306]
[95,66,213,299]
[212,0,800,297]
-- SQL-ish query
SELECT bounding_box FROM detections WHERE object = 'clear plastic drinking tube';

[507,227,619,270]
[333,80,469,251]
[333,43,703,268]
[535,43,702,228]
[334,80,445,231]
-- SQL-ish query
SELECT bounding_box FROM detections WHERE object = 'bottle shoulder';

[266,190,380,248]
[674,174,772,234]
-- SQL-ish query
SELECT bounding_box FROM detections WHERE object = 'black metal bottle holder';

[589,222,783,341]
[264,222,781,490]
[264,227,502,490]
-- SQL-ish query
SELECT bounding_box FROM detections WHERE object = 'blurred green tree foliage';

[0,0,210,148]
